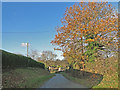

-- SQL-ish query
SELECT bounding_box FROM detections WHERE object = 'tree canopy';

[51,2,118,70]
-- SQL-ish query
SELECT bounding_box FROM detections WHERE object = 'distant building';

[58,67,61,71]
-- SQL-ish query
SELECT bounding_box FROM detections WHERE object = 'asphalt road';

[40,74,89,88]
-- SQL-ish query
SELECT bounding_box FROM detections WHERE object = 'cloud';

[21,43,27,47]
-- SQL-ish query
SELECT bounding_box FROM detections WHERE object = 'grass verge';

[2,67,55,88]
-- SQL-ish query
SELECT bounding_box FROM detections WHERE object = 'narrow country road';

[40,74,89,88]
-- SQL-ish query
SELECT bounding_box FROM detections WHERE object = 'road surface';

[40,74,89,88]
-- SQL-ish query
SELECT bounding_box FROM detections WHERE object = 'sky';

[1,0,120,2]
[2,2,118,60]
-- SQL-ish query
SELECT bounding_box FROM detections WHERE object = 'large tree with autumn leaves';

[51,2,118,70]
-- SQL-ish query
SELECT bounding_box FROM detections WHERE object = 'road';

[40,74,89,88]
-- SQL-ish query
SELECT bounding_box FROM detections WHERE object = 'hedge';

[1,50,45,69]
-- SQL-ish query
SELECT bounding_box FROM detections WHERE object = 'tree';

[40,51,48,60]
[30,49,39,60]
[51,2,118,71]
[40,51,57,61]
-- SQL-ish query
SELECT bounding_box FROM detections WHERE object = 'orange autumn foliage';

[51,2,118,69]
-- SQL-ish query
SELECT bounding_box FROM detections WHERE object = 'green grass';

[2,67,55,88]
[19,74,54,88]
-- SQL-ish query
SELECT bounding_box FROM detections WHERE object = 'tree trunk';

[81,37,84,76]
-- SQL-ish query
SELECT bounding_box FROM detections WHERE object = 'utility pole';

[21,42,29,57]
[27,43,29,57]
